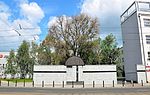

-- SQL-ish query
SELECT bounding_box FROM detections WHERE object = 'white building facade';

[0,52,19,78]
[121,1,150,83]
[0,52,9,78]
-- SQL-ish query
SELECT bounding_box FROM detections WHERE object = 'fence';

[0,80,147,88]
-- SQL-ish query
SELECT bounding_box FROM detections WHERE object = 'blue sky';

[0,0,137,51]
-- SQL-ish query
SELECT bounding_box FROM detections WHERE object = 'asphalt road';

[0,87,150,95]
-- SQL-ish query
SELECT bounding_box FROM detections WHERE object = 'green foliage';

[37,44,52,65]
[5,49,17,78]
[116,47,125,77]
[16,40,31,79]
[100,34,120,64]
[41,15,121,65]
[79,38,101,64]
[117,63,124,77]
[28,42,39,78]
[43,14,100,64]
[30,42,38,65]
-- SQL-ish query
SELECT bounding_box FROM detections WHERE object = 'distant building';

[0,52,9,78]
[121,1,150,83]
[0,52,19,78]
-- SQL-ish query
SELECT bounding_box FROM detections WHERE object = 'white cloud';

[81,0,122,18]
[81,0,143,21]
[80,0,148,45]
[20,2,44,23]
[0,1,11,29]
[81,0,149,18]
[48,15,71,29]
[48,16,58,27]
[0,2,16,41]
[0,1,44,51]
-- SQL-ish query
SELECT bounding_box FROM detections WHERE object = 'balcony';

[121,1,150,23]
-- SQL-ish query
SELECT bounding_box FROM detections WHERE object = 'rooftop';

[65,56,84,66]
[121,1,150,23]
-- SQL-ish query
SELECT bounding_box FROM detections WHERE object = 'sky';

[0,0,146,51]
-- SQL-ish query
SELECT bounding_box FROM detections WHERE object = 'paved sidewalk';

[1,80,150,88]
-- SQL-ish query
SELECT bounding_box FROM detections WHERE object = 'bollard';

[103,81,104,87]
[93,81,95,88]
[62,81,64,88]
[24,80,25,87]
[141,80,143,86]
[0,80,1,86]
[113,80,114,87]
[42,81,44,87]
[8,80,9,87]
[131,80,134,87]
[32,81,34,87]
[83,81,84,88]
[122,81,125,87]
[53,81,54,88]
[15,80,17,87]
[72,81,74,88]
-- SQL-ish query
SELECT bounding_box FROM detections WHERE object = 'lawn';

[0,78,33,82]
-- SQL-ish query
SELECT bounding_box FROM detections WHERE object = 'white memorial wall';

[33,65,117,84]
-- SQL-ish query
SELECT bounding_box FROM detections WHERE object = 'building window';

[146,35,150,44]
[148,52,150,57]
[148,52,150,60]
[144,19,150,27]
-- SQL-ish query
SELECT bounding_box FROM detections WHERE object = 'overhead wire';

[0,40,35,45]
[0,18,150,44]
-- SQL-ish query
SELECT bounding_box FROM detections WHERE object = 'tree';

[30,41,38,65]
[37,44,52,65]
[29,41,38,78]
[100,34,120,64]
[116,47,125,77]
[79,38,101,64]
[16,40,31,79]
[43,14,100,64]
[5,49,17,78]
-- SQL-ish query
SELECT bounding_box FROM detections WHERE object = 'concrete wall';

[79,65,117,84]
[33,65,67,84]
[66,66,76,81]
[33,65,117,84]
[137,65,147,83]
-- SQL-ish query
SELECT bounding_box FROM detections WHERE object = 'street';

[0,87,150,95]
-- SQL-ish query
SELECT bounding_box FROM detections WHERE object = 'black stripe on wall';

[83,71,116,73]
[34,71,66,73]
[137,70,146,72]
